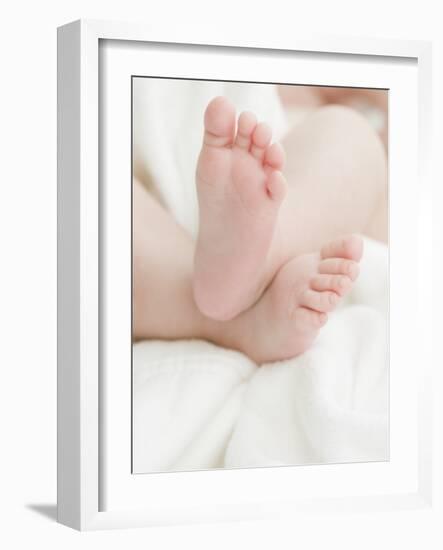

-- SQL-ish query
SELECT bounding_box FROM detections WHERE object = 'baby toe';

[235,111,257,150]
[203,96,236,147]
[264,142,285,170]
[321,234,364,262]
[266,170,287,203]
[318,258,360,281]
[251,122,272,161]
[301,289,339,313]
[310,274,352,296]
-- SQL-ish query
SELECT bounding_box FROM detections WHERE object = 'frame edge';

[57,17,435,530]
[57,19,82,530]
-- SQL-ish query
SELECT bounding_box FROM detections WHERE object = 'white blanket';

[132,79,388,473]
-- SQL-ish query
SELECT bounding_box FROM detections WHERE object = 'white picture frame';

[57,19,434,530]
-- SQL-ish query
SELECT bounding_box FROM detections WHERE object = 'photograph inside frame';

[131,77,389,474]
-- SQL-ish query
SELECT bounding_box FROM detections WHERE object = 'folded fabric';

[133,238,388,473]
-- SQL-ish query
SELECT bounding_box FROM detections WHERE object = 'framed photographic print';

[57,19,434,530]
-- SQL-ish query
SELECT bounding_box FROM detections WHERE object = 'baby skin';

[220,239,362,363]
[193,96,363,360]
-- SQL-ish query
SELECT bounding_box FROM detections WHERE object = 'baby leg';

[133,179,362,364]
[133,178,250,351]
[133,178,217,341]
[275,104,387,259]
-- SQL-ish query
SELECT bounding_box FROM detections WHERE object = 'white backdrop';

[0,1,441,548]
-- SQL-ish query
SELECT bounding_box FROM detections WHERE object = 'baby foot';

[239,235,363,364]
[194,96,288,321]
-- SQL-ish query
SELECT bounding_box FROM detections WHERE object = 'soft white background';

[0,0,441,548]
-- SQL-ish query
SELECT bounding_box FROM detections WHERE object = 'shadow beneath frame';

[26,503,57,522]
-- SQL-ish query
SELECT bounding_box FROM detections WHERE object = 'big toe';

[203,96,236,147]
[321,234,364,262]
